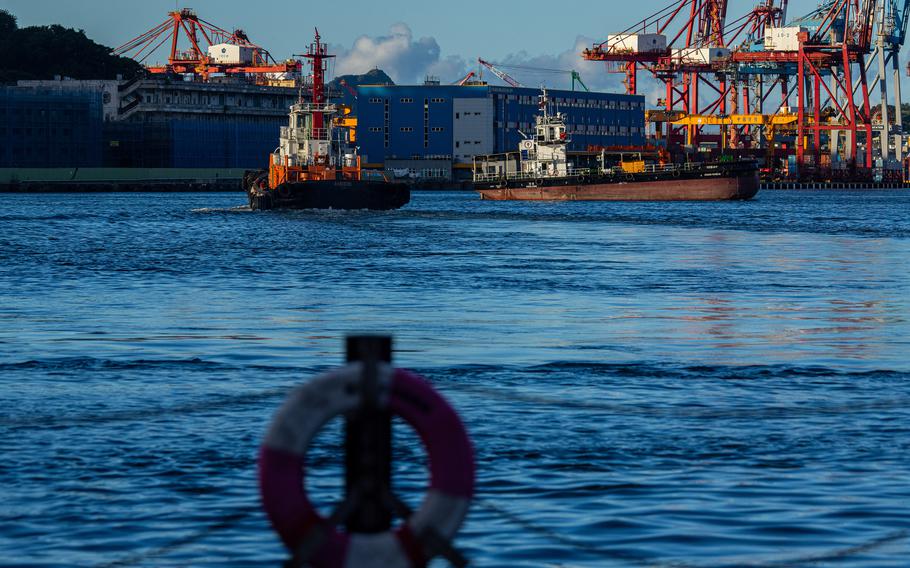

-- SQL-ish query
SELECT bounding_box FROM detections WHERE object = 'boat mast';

[539,88,549,121]
[302,28,334,132]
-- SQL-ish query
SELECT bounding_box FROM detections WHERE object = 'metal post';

[879,45,891,160]
[892,47,904,161]
[344,335,393,533]
[810,72,822,168]
[797,46,805,171]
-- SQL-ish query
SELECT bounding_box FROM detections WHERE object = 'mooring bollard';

[344,335,393,533]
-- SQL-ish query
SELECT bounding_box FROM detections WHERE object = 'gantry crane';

[583,0,739,149]
[114,8,301,81]
[872,0,910,161]
[585,0,889,180]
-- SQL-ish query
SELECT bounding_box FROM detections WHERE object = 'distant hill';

[327,68,394,111]
[0,10,143,84]
[328,68,395,92]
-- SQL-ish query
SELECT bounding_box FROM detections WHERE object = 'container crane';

[871,0,910,161]
[113,8,301,81]
[583,0,737,149]
[586,0,884,180]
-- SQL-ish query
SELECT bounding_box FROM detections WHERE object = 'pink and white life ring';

[259,363,474,567]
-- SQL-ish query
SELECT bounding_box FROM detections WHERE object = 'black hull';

[246,179,410,211]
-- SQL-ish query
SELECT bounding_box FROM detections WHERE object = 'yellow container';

[621,160,646,173]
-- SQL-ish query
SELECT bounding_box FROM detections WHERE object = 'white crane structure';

[871,0,910,161]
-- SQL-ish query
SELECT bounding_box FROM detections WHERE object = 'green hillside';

[0,10,143,84]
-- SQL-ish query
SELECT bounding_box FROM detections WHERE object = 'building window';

[368,127,382,132]
[431,98,445,103]
[400,97,414,103]
[369,97,383,103]
[400,127,414,132]
[431,127,444,132]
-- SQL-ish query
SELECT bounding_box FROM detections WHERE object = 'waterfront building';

[356,82,646,181]
[0,87,103,168]
[9,77,305,168]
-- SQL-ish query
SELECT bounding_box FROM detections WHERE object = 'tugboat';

[245,31,409,211]
[473,90,758,201]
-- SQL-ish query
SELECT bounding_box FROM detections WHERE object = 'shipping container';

[672,48,731,64]
[606,34,667,53]
[207,43,255,65]
[764,27,805,51]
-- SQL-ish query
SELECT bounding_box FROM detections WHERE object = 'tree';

[0,10,143,84]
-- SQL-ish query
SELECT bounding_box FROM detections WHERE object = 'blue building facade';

[0,87,103,168]
[2,80,294,169]
[356,84,645,179]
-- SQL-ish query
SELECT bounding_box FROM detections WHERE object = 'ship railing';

[281,125,332,140]
[474,161,707,182]
[473,168,598,182]
[309,128,332,141]
[608,162,701,175]
[291,102,338,114]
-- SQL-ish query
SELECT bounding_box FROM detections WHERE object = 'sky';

[0,0,897,98]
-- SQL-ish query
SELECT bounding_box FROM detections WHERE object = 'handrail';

[473,161,703,182]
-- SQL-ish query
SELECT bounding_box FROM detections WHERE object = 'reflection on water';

[1,190,909,566]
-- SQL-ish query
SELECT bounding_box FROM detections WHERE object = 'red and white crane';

[113,8,301,81]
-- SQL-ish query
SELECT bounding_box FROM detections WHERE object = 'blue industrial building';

[356,83,645,180]
[0,87,103,168]
[3,79,297,169]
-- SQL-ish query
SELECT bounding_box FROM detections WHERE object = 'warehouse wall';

[0,87,103,167]
[357,84,646,173]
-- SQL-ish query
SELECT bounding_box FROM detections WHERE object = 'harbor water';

[1,190,909,566]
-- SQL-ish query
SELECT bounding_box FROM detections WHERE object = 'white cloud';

[329,26,643,96]
[332,23,446,84]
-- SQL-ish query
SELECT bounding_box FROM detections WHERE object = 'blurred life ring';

[259,364,474,567]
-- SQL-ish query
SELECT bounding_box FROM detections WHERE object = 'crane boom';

[477,58,523,88]
[571,71,590,92]
[477,59,590,91]
[453,71,476,86]
[338,79,358,99]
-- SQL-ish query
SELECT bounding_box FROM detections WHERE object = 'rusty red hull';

[477,173,759,201]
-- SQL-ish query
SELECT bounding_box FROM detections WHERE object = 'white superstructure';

[518,90,570,177]
[273,101,355,168]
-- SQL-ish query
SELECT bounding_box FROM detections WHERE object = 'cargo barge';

[245,31,408,211]
[473,90,758,201]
